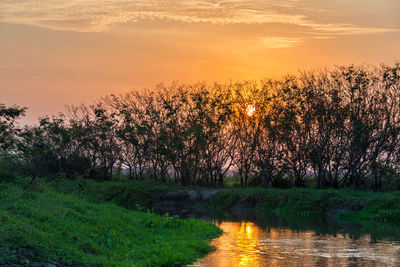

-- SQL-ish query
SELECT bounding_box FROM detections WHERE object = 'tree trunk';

[218,173,224,187]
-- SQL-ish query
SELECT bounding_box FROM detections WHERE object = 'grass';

[48,178,400,226]
[50,177,175,209]
[48,177,400,226]
[0,179,222,266]
[211,187,400,224]
[4,175,400,266]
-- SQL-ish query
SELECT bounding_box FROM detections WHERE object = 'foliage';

[211,186,397,216]
[3,63,400,191]
[51,177,175,208]
[0,103,26,155]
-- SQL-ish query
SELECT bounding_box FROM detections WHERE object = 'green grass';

[0,180,221,266]
[50,177,178,209]
[211,187,400,224]
[49,178,400,226]
[5,176,400,266]
[50,178,400,226]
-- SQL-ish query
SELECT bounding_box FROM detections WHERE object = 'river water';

[154,203,400,266]
[187,214,400,267]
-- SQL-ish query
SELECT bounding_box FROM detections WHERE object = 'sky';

[0,0,399,123]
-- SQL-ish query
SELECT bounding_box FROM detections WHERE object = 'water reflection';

[192,221,400,267]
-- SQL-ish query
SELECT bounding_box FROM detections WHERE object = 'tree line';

[1,63,400,191]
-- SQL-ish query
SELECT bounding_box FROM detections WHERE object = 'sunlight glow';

[1,1,399,123]
[246,104,255,117]
[246,225,252,234]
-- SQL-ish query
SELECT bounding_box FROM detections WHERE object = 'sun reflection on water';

[191,221,400,267]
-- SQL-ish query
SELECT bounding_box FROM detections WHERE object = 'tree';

[0,103,26,154]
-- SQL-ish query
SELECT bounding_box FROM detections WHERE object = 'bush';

[0,169,18,182]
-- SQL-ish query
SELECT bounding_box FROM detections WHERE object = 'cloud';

[0,0,397,38]
[304,23,399,36]
[259,37,304,48]
[0,0,308,32]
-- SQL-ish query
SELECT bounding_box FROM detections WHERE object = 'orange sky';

[0,0,399,123]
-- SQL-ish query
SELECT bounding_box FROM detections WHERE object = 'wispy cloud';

[0,0,397,38]
[304,23,399,36]
[0,0,308,32]
[259,37,304,49]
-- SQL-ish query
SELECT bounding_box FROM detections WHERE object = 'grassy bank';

[49,178,400,225]
[4,176,398,266]
[211,187,400,224]
[0,179,221,266]
[49,177,175,209]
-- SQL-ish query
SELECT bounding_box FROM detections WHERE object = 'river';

[154,198,400,267]
[192,220,400,266]
[184,212,400,267]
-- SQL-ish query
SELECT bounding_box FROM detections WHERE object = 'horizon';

[1,0,400,123]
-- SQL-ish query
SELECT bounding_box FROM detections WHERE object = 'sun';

[246,104,255,117]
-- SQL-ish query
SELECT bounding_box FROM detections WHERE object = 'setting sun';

[246,104,256,117]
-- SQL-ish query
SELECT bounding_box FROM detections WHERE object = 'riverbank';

[52,178,400,225]
[4,177,400,266]
[0,178,221,266]
[211,187,400,224]
[53,178,400,225]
